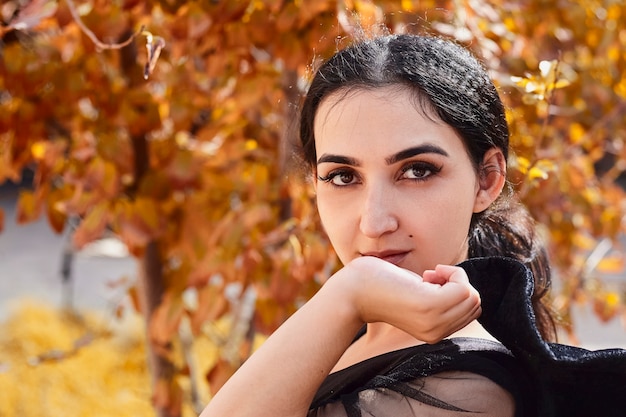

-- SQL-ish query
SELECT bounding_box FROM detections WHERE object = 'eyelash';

[318,162,442,187]
[317,169,356,185]
[400,161,442,181]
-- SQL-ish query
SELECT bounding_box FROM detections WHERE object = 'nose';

[359,183,399,238]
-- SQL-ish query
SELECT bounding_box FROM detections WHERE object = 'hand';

[330,257,482,344]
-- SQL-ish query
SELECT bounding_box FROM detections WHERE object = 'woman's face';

[314,87,488,275]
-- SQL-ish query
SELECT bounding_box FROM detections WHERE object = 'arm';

[199,258,481,417]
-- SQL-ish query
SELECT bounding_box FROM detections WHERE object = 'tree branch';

[64,0,144,50]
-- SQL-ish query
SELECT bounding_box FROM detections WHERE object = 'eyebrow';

[385,144,449,165]
[316,144,449,166]
[316,154,360,166]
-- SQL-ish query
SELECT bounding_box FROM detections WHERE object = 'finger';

[435,278,480,307]
[436,264,470,285]
[422,269,446,285]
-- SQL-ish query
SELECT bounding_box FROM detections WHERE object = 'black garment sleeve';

[461,257,626,417]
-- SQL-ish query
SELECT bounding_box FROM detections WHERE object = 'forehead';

[313,87,465,159]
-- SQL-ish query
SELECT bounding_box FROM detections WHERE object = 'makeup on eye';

[398,161,442,181]
[317,158,444,187]
[317,169,359,186]
[318,161,441,186]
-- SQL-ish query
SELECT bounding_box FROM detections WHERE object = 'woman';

[200,34,626,417]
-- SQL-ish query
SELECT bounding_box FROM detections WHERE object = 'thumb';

[425,265,470,286]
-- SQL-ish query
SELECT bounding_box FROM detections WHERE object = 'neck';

[331,320,496,373]
[362,320,497,359]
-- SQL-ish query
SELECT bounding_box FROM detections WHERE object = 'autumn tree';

[1,0,625,415]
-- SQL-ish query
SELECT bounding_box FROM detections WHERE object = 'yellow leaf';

[135,197,161,234]
[569,123,586,145]
[536,159,556,172]
[45,186,70,234]
[522,93,540,105]
[593,289,621,322]
[581,188,601,205]
[16,190,41,224]
[510,75,527,87]
[528,166,549,181]
[606,3,622,20]
[353,0,382,29]
[524,80,542,94]
[605,292,621,307]
[401,0,415,12]
[615,79,626,99]
[512,155,531,174]
[597,257,625,274]
[30,141,46,161]
[101,160,119,197]
[289,234,302,259]
[572,231,596,250]
[244,139,258,151]
[551,79,571,90]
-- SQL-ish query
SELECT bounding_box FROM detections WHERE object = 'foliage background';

[1,0,625,416]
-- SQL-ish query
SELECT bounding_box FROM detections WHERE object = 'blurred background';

[1,1,626,416]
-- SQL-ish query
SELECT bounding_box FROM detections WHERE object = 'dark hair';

[298,34,556,341]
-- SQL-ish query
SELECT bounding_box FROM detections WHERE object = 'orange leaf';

[166,150,202,189]
[84,157,108,192]
[149,293,184,347]
[276,2,299,32]
[593,291,621,323]
[16,189,41,224]
[153,377,183,416]
[72,201,109,249]
[101,159,120,197]
[190,285,228,335]
[113,198,164,254]
[353,0,383,30]
[242,204,272,229]
[138,170,171,200]
[127,285,142,313]
[134,197,163,236]
[206,358,237,396]
[45,186,71,234]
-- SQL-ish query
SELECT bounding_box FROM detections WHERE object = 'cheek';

[316,193,337,230]
[407,192,475,240]
[316,193,354,254]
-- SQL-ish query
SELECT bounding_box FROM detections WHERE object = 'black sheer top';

[309,257,626,417]
[310,337,533,417]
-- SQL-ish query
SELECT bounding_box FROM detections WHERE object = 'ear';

[473,148,506,213]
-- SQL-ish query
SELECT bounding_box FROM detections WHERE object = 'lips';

[361,250,409,266]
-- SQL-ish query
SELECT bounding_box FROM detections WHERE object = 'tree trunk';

[138,241,178,417]
[119,28,180,417]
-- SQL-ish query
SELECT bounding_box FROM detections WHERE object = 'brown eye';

[399,162,441,181]
[318,170,359,186]
[335,172,355,185]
